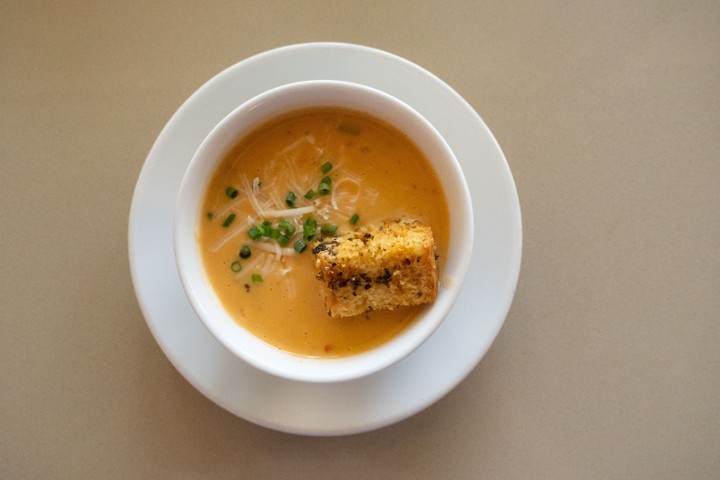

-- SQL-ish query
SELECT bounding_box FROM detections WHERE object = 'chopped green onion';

[320,175,332,185]
[321,162,333,174]
[278,220,295,236]
[222,213,236,228]
[318,182,331,195]
[277,234,290,246]
[251,273,263,282]
[294,239,307,254]
[225,186,239,199]
[321,223,338,235]
[303,216,317,240]
[257,222,277,238]
[261,220,274,237]
[349,213,360,225]
[239,245,251,259]
[304,189,317,200]
[230,261,241,272]
[303,216,317,229]
[206,212,214,220]
[248,226,264,240]
[285,191,297,207]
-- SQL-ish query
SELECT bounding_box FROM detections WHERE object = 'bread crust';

[313,218,438,318]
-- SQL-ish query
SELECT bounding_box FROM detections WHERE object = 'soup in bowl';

[174,80,473,382]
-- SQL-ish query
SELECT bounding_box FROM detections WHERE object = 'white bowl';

[174,80,473,383]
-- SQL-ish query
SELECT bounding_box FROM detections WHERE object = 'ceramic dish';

[174,79,473,383]
[128,42,522,436]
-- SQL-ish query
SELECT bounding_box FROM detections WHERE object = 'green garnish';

[303,216,317,240]
[277,234,290,246]
[318,181,331,195]
[304,189,317,200]
[206,212,214,220]
[349,213,360,225]
[257,221,277,239]
[225,186,239,199]
[248,226,264,240]
[251,273,263,282]
[222,213,236,227]
[278,220,295,236]
[321,223,338,235]
[230,261,241,272]
[320,162,333,174]
[239,245,251,259]
[317,175,332,195]
[294,239,307,254]
[260,220,276,238]
[285,191,297,207]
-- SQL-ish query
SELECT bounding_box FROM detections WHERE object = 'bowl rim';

[173,79,474,383]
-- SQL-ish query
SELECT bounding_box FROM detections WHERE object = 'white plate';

[128,42,522,436]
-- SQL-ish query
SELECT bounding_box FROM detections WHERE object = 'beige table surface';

[2,1,719,478]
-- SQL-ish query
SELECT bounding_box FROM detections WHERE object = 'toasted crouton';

[312,218,438,318]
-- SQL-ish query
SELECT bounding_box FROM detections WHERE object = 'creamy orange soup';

[198,107,450,357]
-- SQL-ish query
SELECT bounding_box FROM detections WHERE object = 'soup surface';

[198,107,450,357]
